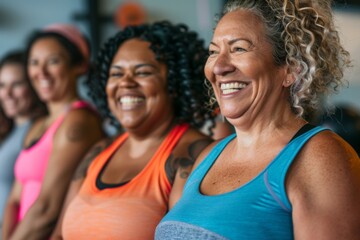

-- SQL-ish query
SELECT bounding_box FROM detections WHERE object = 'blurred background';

[0,0,359,151]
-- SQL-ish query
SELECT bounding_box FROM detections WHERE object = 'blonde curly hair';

[219,0,351,118]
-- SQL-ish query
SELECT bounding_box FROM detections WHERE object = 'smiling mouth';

[118,96,145,108]
[220,82,247,94]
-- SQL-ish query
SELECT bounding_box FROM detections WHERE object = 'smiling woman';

[52,21,215,240]
[1,24,105,240]
[155,0,360,239]
[0,50,47,234]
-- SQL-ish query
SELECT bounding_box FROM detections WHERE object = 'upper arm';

[50,137,113,239]
[36,109,104,209]
[168,129,214,209]
[287,131,360,239]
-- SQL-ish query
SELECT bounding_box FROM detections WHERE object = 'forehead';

[112,39,157,62]
[30,37,68,56]
[213,9,266,42]
[0,63,24,80]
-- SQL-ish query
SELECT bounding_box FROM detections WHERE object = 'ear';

[282,66,296,87]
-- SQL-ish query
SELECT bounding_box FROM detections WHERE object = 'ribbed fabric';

[62,124,189,240]
[156,126,328,240]
[14,101,94,221]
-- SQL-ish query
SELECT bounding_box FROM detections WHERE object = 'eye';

[13,81,26,87]
[135,71,151,77]
[208,49,218,56]
[231,46,247,53]
[48,58,60,65]
[28,59,38,66]
[109,72,124,78]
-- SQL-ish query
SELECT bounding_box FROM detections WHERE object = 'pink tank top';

[14,101,96,221]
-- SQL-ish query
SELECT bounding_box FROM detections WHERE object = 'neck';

[230,104,306,150]
[14,116,31,126]
[127,116,176,143]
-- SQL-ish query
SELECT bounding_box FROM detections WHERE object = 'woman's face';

[0,63,34,119]
[106,38,173,132]
[205,10,288,124]
[28,37,79,102]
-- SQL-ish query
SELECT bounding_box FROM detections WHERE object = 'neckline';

[196,125,319,198]
[94,124,181,191]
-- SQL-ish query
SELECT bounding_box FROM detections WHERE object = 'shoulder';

[73,136,115,179]
[62,106,102,125]
[295,129,358,171]
[173,127,213,157]
[192,139,221,170]
[57,107,102,135]
[288,129,360,202]
[54,107,104,144]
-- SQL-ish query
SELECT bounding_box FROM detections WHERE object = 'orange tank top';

[62,123,189,240]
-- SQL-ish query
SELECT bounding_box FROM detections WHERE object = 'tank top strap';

[67,100,98,113]
[185,133,236,190]
[153,123,190,166]
[265,126,329,211]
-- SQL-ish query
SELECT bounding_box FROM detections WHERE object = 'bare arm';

[9,109,104,240]
[167,129,213,209]
[288,131,360,240]
[50,137,114,240]
[2,180,22,239]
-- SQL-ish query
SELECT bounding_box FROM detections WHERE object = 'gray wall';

[0,0,359,111]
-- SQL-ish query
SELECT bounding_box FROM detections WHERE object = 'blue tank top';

[156,126,327,240]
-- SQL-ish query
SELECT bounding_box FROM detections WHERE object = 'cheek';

[14,87,30,98]
[105,81,117,97]
[28,68,36,79]
[204,60,213,81]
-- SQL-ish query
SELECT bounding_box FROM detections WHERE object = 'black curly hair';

[86,21,215,132]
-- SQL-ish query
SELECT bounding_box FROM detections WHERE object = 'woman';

[0,50,46,232]
[2,24,104,240]
[56,21,214,239]
[156,0,360,239]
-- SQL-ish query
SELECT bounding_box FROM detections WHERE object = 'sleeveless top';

[155,126,328,240]
[62,124,189,240]
[0,121,31,224]
[14,101,95,221]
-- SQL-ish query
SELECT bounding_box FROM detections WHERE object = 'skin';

[50,38,212,239]
[191,9,360,239]
[0,107,12,141]
[2,37,105,240]
[0,63,35,125]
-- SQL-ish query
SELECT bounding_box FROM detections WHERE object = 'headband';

[43,24,90,66]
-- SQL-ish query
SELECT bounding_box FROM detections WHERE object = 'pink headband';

[43,24,90,65]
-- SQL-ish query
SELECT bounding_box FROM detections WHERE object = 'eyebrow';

[209,38,253,47]
[110,63,157,70]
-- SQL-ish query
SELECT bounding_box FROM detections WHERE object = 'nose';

[39,63,50,77]
[118,73,137,88]
[212,52,236,76]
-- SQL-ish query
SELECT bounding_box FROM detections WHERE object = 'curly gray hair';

[219,0,351,118]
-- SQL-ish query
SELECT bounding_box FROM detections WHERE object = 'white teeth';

[39,80,51,87]
[119,96,144,104]
[220,82,247,90]
[222,89,239,94]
